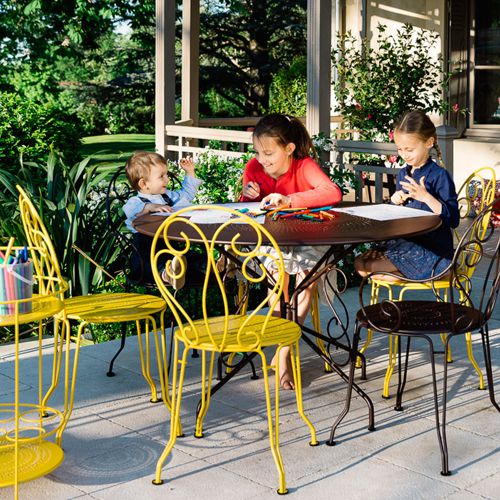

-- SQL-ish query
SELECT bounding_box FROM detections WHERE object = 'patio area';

[1,277,499,499]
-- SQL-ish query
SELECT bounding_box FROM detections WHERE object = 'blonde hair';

[125,151,167,190]
[394,110,443,166]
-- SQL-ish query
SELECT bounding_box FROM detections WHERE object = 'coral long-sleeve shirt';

[240,156,342,208]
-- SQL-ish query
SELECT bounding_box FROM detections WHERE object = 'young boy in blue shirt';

[123,151,202,286]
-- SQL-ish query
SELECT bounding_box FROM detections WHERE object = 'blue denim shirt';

[395,158,459,259]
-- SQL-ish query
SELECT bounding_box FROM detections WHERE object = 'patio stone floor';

[1,280,499,499]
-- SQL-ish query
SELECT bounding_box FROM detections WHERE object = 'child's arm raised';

[179,156,196,177]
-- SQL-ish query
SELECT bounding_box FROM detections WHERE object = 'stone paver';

[1,284,499,499]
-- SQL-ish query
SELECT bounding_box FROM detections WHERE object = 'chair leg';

[430,335,451,476]
[394,336,411,411]
[41,317,65,410]
[259,349,288,495]
[288,341,318,446]
[136,318,161,403]
[107,323,127,377]
[310,292,332,373]
[56,319,84,446]
[153,340,188,485]
[327,322,362,446]
[465,331,485,390]
[480,325,500,412]
[382,335,399,399]
[194,350,216,438]
[154,311,172,411]
[356,282,380,368]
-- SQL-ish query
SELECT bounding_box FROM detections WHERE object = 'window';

[471,0,500,127]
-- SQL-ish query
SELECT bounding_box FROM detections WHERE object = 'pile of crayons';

[0,238,33,315]
[266,206,336,222]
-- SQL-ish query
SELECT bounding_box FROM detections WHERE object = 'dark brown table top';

[132,203,442,246]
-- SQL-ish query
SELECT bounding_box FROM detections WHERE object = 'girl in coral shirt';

[241,113,342,389]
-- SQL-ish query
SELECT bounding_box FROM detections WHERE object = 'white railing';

[166,115,349,160]
[166,125,252,160]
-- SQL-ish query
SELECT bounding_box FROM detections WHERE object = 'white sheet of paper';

[331,204,436,221]
[151,202,266,224]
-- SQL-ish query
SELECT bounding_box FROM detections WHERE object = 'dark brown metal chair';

[328,199,499,476]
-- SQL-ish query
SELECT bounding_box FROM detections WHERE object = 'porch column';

[155,0,176,157]
[306,0,332,140]
[182,0,200,125]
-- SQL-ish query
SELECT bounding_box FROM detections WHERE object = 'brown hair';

[125,151,167,190]
[252,113,317,160]
[394,110,443,165]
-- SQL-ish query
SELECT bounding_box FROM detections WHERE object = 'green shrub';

[0,151,120,296]
[332,23,452,140]
[0,92,84,170]
[186,150,252,203]
[269,57,307,116]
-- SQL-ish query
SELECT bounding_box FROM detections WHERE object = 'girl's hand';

[243,181,261,200]
[179,156,196,176]
[146,203,173,214]
[391,190,410,205]
[259,193,292,210]
[400,176,429,203]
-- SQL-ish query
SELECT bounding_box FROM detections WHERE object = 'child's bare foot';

[271,349,295,390]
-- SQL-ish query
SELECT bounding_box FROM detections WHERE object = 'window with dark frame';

[471,0,500,127]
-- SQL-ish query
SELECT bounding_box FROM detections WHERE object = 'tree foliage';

[199,0,307,116]
[0,0,308,131]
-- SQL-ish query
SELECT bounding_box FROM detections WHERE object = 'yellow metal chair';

[0,235,69,498]
[358,167,497,398]
[16,185,170,408]
[150,205,317,495]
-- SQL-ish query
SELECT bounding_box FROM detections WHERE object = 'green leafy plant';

[312,132,358,194]
[0,151,121,296]
[332,23,454,141]
[0,92,83,171]
[182,150,252,203]
[269,57,307,116]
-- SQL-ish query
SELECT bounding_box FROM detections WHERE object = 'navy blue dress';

[384,158,459,280]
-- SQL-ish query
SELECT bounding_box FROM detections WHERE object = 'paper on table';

[331,204,436,221]
[151,201,266,224]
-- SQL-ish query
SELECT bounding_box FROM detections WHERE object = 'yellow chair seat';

[0,295,63,327]
[371,277,452,292]
[179,314,302,351]
[0,441,64,487]
[63,293,166,323]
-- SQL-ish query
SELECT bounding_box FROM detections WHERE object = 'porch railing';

[164,120,457,204]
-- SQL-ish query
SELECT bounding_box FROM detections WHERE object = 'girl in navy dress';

[355,110,459,282]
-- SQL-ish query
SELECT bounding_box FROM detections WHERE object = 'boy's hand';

[179,156,196,176]
[146,203,173,214]
[243,181,261,200]
[391,190,410,205]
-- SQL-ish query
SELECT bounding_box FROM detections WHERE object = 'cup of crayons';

[0,238,34,315]
[265,205,336,222]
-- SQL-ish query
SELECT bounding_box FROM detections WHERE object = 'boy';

[123,151,202,287]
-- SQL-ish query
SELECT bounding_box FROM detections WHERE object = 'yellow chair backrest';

[16,185,68,298]
[455,168,496,277]
[151,205,284,351]
[457,167,496,220]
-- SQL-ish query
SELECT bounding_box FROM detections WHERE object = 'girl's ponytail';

[253,113,317,160]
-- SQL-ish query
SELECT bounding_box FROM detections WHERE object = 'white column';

[155,0,176,157]
[182,0,200,125]
[306,0,332,138]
